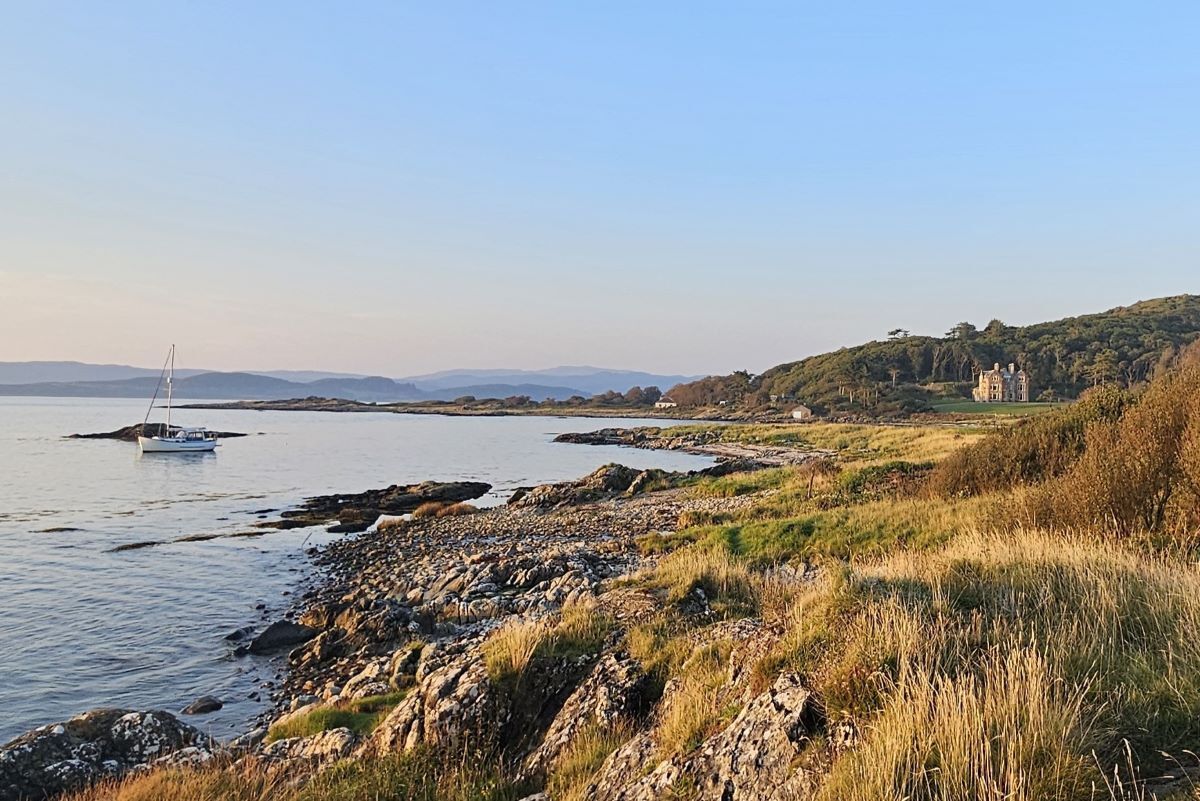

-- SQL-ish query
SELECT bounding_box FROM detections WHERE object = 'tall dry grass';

[543,720,635,801]
[66,749,524,801]
[653,639,738,757]
[66,760,284,801]
[819,650,1094,801]
[482,617,551,684]
[481,601,613,686]
[671,421,984,468]
[758,529,1200,800]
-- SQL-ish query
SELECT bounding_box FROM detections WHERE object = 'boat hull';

[137,436,218,453]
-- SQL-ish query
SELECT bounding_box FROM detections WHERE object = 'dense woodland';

[666,295,1200,414]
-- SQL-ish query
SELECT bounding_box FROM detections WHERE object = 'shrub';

[435,502,478,517]
[927,384,1130,497]
[412,501,449,519]
[1026,368,1200,536]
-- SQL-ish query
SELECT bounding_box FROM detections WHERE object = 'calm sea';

[0,398,711,743]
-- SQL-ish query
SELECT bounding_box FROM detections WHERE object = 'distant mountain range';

[0,363,703,402]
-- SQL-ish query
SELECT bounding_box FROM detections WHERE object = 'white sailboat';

[137,345,219,453]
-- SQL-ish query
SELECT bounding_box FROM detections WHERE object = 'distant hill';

[665,295,1200,415]
[0,362,368,385]
[0,362,697,401]
[399,367,704,396]
[0,372,612,403]
[0,361,207,383]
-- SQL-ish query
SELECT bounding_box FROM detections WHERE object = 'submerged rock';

[0,708,214,801]
[180,696,223,715]
[247,620,318,654]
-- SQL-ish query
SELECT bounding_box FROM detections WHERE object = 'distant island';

[0,365,700,404]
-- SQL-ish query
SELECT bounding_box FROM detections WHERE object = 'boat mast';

[166,344,174,431]
[142,346,172,433]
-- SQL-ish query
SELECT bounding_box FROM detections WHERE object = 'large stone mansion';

[973,362,1030,403]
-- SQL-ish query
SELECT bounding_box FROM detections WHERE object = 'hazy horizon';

[0,290,1191,379]
[3,2,1197,375]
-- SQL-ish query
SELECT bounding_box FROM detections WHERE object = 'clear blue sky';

[1,1,1197,375]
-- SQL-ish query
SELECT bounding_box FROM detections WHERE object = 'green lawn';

[930,400,1062,416]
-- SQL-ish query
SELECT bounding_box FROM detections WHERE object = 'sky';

[1,1,1197,376]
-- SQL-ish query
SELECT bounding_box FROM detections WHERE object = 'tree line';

[666,295,1200,413]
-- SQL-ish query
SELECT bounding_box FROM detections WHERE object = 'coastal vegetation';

[51,360,1200,801]
[666,294,1200,416]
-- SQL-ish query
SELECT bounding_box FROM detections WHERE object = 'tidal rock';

[261,480,492,533]
[181,695,223,715]
[230,728,268,750]
[248,620,318,654]
[0,709,213,801]
[224,625,254,642]
[68,423,245,441]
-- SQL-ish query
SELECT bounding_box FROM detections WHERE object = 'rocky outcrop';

[68,423,246,441]
[508,464,656,508]
[259,480,492,533]
[260,727,357,765]
[0,709,214,801]
[523,652,650,776]
[589,674,823,801]
[368,643,499,754]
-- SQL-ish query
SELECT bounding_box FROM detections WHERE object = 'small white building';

[655,397,678,409]
[791,405,813,420]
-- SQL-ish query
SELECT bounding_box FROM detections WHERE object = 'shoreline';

[0,427,745,797]
[0,461,758,799]
[172,396,745,422]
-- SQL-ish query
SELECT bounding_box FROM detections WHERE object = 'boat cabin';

[160,427,216,442]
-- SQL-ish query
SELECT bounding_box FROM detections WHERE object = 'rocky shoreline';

[555,425,835,466]
[174,396,734,420]
[0,459,788,800]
